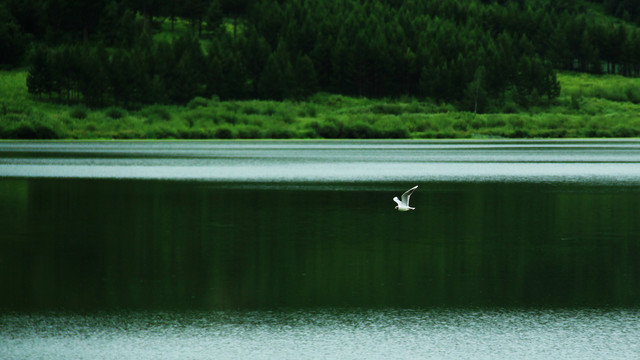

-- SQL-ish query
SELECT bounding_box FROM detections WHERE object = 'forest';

[1,0,639,114]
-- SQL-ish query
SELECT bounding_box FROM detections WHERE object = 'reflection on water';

[2,309,640,360]
[1,140,640,359]
[0,179,638,310]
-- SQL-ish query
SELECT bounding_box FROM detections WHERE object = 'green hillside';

[1,0,640,138]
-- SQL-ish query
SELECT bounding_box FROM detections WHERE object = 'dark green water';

[2,178,638,310]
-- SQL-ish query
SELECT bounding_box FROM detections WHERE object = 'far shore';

[2,71,640,140]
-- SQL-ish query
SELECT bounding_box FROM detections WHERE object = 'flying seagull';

[393,185,418,211]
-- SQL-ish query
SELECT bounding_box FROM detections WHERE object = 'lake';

[1,140,639,359]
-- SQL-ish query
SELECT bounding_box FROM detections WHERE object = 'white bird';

[393,185,418,211]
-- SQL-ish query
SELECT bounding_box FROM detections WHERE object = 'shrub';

[570,95,581,110]
[69,105,89,119]
[611,124,636,137]
[266,126,294,138]
[310,120,340,138]
[304,104,317,117]
[374,117,409,138]
[452,119,468,131]
[183,108,213,127]
[343,121,375,138]
[507,116,525,129]
[277,109,296,124]
[485,116,506,128]
[469,117,486,129]
[104,106,127,119]
[145,124,177,139]
[178,127,213,139]
[500,100,519,114]
[241,104,260,115]
[187,96,209,109]
[405,101,424,114]
[141,105,171,121]
[236,125,262,138]
[1,113,25,123]
[214,126,234,139]
[262,104,277,116]
[298,104,318,118]
[624,86,640,103]
[370,104,404,115]
[533,128,567,138]
[218,111,239,124]
[8,121,58,139]
[505,128,531,138]
[325,94,345,106]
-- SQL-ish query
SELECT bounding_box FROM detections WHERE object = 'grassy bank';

[1,70,640,139]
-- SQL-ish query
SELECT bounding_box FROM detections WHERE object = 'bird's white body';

[393,185,418,211]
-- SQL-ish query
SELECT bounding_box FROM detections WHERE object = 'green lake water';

[1,140,639,359]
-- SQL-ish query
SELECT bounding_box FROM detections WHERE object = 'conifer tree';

[27,45,53,98]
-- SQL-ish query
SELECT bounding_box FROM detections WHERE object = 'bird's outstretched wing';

[393,196,403,206]
[400,185,418,206]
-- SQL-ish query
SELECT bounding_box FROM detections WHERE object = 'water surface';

[2,139,640,183]
[1,140,639,359]
[2,309,639,360]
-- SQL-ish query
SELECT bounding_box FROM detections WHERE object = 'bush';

[304,104,318,117]
[298,104,318,118]
[507,116,525,129]
[144,124,177,139]
[140,105,171,121]
[611,124,636,137]
[277,108,296,124]
[214,126,234,139]
[469,117,486,129]
[370,104,404,115]
[405,101,424,114]
[485,116,506,128]
[241,104,260,115]
[533,128,567,138]
[310,119,340,138]
[505,128,531,138]
[218,111,239,124]
[69,106,89,119]
[183,108,213,127]
[178,127,213,139]
[343,121,375,138]
[262,104,277,116]
[187,96,209,109]
[236,125,262,138]
[104,106,127,119]
[374,117,409,138]
[452,119,468,131]
[570,95,581,110]
[266,126,294,138]
[624,86,640,104]
[7,121,58,139]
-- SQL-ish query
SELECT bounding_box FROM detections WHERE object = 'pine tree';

[27,45,53,98]
[240,27,272,97]
[256,40,295,100]
[0,5,26,66]
[293,54,318,99]
[205,0,223,35]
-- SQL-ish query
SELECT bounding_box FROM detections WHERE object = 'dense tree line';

[589,0,640,24]
[2,0,640,110]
